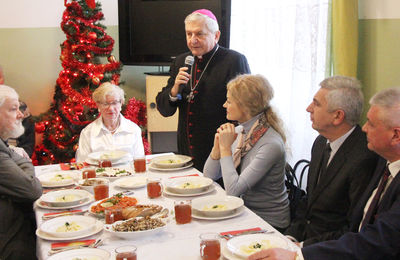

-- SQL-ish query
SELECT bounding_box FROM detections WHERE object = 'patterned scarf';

[233,113,270,169]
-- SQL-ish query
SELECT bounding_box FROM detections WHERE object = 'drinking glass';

[93,181,109,200]
[134,155,146,173]
[174,200,192,224]
[115,245,137,260]
[105,207,123,224]
[82,167,96,179]
[147,177,162,198]
[99,159,112,168]
[200,233,221,260]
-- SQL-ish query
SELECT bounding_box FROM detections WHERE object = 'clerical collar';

[194,44,219,63]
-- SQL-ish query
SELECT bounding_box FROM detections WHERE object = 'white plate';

[47,248,110,260]
[192,195,244,217]
[36,220,103,241]
[104,219,166,239]
[113,176,147,189]
[151,154,192,168]
[164,184,216,197]
[35,195,94,210]
[227,234,289,258]
[41,189,92,207]
[38,171,79,188]
[40,215,97,238]
[192,206,245,220]
[164,176,213,194]
[88,150,131,163]
[148,162,193,172]
[85,157,132,166]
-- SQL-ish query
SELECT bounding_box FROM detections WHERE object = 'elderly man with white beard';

[0,85,42,259]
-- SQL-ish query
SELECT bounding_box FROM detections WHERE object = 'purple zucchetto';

[192,9,217,22]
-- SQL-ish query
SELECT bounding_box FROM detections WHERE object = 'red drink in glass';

[82,169,96,179]
[147,179,162,198]
[175,201,192,224]
[105,208,123,224]
[200,233,221,260]
[99,160,112,167]
[134,158,146,173]
[116,251,137,260]
[93,184,109,200]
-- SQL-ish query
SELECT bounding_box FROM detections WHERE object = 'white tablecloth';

[34,160,297,259]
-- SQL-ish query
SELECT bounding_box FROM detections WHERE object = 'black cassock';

[156,44,250,171]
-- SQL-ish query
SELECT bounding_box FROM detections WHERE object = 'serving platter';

[104,218,167,239]
[36,220,103,241]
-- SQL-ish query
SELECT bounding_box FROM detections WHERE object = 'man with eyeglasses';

[75,82,144,162]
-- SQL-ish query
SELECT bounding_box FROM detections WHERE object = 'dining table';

[34,154,300,260]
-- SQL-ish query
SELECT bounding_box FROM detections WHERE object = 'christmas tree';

[33,0,126,165]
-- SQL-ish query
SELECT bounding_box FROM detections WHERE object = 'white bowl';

[104,218,166,239]
[77,178,109,193]
[226,234,289,258]
[38,171,78,187]
[151,154,192,169]
[88,150,130,163]
[40,216,97,238]
[165,176,213,194]
[41,189,91,207]
[192,195,244,217]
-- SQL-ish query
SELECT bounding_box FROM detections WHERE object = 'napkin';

[51,239,96,250]
[42,209,84,220]
[169,174,200,179]
[220,227,262,236]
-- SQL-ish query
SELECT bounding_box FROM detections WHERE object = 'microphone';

[177,55,194,100]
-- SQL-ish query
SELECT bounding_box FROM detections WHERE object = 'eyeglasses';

[98,100,121,108]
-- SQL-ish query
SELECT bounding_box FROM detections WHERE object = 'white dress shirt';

[75,114,144,162]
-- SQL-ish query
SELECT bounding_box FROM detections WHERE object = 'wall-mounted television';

[118,0,231,66]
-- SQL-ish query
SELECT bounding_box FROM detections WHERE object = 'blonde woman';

[76,82,144,162]
[204,74,290,231]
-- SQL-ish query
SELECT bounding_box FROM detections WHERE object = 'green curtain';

[328,0,358,77]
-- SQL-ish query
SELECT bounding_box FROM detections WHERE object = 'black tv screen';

[118,0,231,66]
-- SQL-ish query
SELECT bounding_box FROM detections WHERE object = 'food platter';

[151,154,192,168]
[94,167,133,181]
[41,189,92,207]
[38,171,79,188]
[35,195,94,210]
[89,194,138,216]
[113,176,147,189]
[104,217,166,239]
[40,215,97,238]
[36,220,103,241]
[226,234,289,258]
[77,178,109,193]
[191,206,245,220]
[148,162,193,172]
[163,184,216,197]
[192,195,244,217]
[47,248,110,260]
[164,176,213,194]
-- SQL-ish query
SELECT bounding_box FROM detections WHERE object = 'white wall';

[0,0,118,28]
[359,0,400,19]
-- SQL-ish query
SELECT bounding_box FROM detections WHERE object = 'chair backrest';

[285,159,310,219]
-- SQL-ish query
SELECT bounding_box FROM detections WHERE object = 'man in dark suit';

[248,87,400,260]
[285,76,379,246]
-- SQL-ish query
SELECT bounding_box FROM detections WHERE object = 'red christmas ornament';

[86,0,96,9]
[88,31,97,40]
[74,104,84,113]
[35,122,46,133]
[108,55,116,63]
[92,77,100,85]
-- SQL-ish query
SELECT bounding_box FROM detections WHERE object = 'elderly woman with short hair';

[203,74,290,231]
[76,82,144,162]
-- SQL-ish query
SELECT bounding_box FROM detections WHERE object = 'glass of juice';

[99,159,112,168]
[174,200,192,224]
[105,207,123,224]
[200,233,221,260]
[134,155,146,173]
[82,167,96,179]
[147,177,162,199]
[93,180,109,200]
[115,245,137,260]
